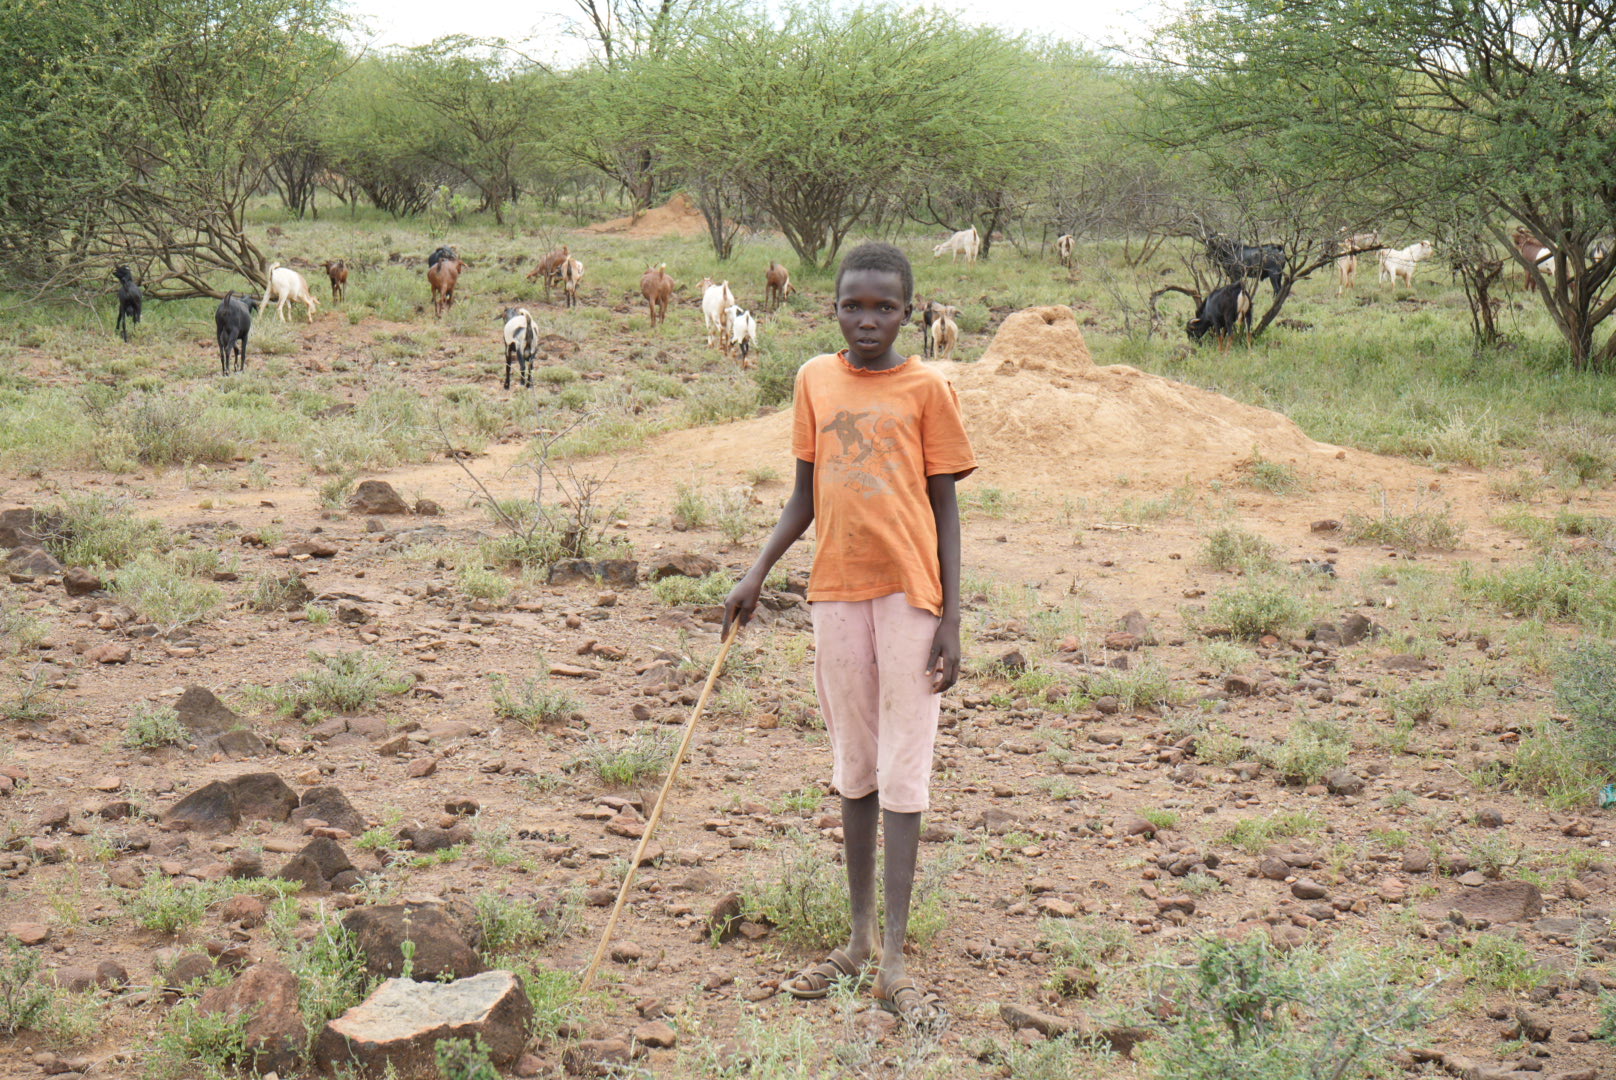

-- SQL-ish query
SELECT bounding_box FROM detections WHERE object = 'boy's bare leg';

[876,808,919,992]
[843,793,881,964]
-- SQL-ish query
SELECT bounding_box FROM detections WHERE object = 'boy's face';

[836,269,912,364]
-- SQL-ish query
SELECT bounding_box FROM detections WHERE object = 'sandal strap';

[793,948,862,990]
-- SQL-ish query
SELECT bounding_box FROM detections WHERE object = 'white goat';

[502,307,537,390]
[261,263,320,323]
[700,278,736,356]
[933,227,980,264]
[561,257,584,309]
[929,305,959,362]
[727,306,758,369]
[1378,240,1435,288]
[1055,234,1074,269]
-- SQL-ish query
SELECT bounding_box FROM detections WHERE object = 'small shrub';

[436,1036,500,1080]
[1555,640,1616,780]
[473,892,576,959]
[251,571,311,612]
[512,962,586,1039]
[1459,556,1616,632]
[317,472,355,512]
[1202,526,1280,573]
[751,351,799,406]
[126,875,291,934]
[1238,450,1303,495]
[1344,499,1464,550]
[1222,810,1326,854]
[43,495,168,570]
[1039,917,1132,998]
[112,389,237,467]
[145,998,250,1079]
[0,671,58,723]
[651,572,735,606]
[714,487,754,545]
[1458,933,1546,990]
[1141,807,1179,830]
[672,485,711,530]
[1258,720,1350,784]
[1083,659,1181,711]
[263,650,413,718]
[568,727,677,785]
[125,703,187,749]
[457,562,511,603]
[113,553,223,631]
[0,937,52,1035]
[681,376,760,426]
[489,675,579,728]
[1202,640,1256,673]
[1596,992,1616,1041]
[1203,578,1307,639]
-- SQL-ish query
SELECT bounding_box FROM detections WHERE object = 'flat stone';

[292,786,367,835]
[633,1020,678,1049]
[1291,878,1329,900]
[1451,881,1543,925]
[1324,769,1364,796]
[563,1038,636,1077]
[84,642,131,664]
[648,553,718,581]
[162,780,241,834]
[175,686,244,737]
[318,971,533,1075]
[226,773,297,822]
[8,922,49,946]
[62,567,102,596]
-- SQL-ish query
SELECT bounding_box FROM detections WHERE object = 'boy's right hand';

[722,574,763,638]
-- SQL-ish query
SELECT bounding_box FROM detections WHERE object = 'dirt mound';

[583,192,707,239]
[644,304,1432,494]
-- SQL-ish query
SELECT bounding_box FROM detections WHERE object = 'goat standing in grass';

[215,292,260,375]
[502,307,537,390]
[1055,234,1075,269]
[641,264,674,327]
[929,305,959,362]
[913,299,944,358]
[428,257,466,318]
[764,262,794,310]
[700,277,736,357]
[324,260,348,303]
[727,306,758,368]
[262,263,320,323]
[113,266,142,342]
[561,257,584,309]
[527,245,569,300]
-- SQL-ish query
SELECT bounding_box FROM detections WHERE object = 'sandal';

[873,977,948,1029]
[783,948,876,1000]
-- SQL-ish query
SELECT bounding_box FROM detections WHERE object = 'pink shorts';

[811,592,942,813]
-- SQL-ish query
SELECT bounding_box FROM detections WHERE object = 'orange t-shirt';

[792,351,976,615]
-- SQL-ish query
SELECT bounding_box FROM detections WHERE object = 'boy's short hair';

[835,242,914,304]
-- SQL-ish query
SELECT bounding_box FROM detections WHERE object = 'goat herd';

[106,224,1598,382]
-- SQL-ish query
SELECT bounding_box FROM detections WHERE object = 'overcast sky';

[343,0,1168,62]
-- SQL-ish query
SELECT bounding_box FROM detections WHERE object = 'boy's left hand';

[926,621,961,693]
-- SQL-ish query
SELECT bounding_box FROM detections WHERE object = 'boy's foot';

[873,976,947,1029]
[784,947,877,999]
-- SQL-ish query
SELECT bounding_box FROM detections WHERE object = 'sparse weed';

[1203,577,1308,639]
[1039,916,1132,998]
[1459,555,1616,633]
[474,891,577,958]
[1238,450,1304,495]
[124,703,188,749]
[1222,810,1326,854]
[1344,496,1464,550]
[43,495,169,570]
[113,552,223,631]
[1202,526,1281,573]
[961,486,1016,519]
[568,727,677,785]
[261,650,413,718]
[672,485,712,530]
[489,674,579,728]
[1257,719,1351,784]
[651,571,735,606]
[1459,933,1546,990]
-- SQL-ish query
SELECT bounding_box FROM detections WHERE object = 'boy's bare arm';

[927,473,962,692]
[723,458,815,635]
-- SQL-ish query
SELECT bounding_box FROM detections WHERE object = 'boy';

[722,242,974,1024]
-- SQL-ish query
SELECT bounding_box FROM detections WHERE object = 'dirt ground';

[0,246,1613,1080]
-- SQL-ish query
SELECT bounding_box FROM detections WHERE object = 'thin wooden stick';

[581,621,740,991]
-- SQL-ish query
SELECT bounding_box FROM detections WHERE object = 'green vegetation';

[568,727,678,786]
[1343,500,1465,551]
[1203,578,1309,640]
[1203,526,1281,574]
[1038,917,1132,998]
[651,572,736,606]
[113,552,224,631]
[259,650,413,719]
[489,675,580,728]
[126,875,296,935]
[1223,810,1326,854]
[1458,933,1547,991]
[124,703,188,749]
[1258,720,1351,785]
[42,496,168,570]
[436,1037,500,1080]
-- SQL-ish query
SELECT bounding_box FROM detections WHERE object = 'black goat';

[215,291,260,375]
[113,266,142,342]
[427,245,457,270]
[1186,282,1252,351]
[1204,234,1285,294]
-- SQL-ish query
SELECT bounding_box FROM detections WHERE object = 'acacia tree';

[637,4,1053,267]
[0,0,346,298]
[1148,0,1616,369]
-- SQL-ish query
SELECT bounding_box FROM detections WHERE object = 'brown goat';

[641,263,674,327]
[428,258,465,318]
[324,260,348,303]
[764,261,794,311]
[527,244,569,299]
[561,257,585,309]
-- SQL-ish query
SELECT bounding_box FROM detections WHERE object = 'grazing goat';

[1186,282,1251,351]
[112,266,142,342]
[324,260,348,303]
[1205,234,1285,294]
[727,306,758,368]
[641,264,674,327]
[764,262,794,310]
[215,292,260,375]
[527,245,570,299]
[428,257,465,318]
[1055,234,1075,269]
[1378,240,1435,288]
[561,257,584,309]
[933,227,980,264]
[427,245,457,269]
[1512,227,1553,291]
[913,299,944,358]
[261,263,320,323]
[1334,231,1380,295]
[929,305,960,362]
[501,307,537,390]
[700,277,736,357]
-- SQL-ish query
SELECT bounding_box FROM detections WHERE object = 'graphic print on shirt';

[820,404,911,497]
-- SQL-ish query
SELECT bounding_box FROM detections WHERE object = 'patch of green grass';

[1257,719,1351,784]
[473,891,577,959]
[456,561,511,603]
[1459,933,1546,991]
[775,786,826,814]
[960,486,1016,519]
[681,376,761,426]
[568,727,678,786]
[259,650,413,719]
[1203,526,1282,574]
[489,674,579,728]
[1082,658,1182,711]
[1458,555,1616,633]
[1,670,58,723]
[1237,450,1304,495]
[1344,497,1464,551]
[1038,916,1132,998]
[1222,810,1326,854]
[125,875,295,935]
[1554,640,1616,780]
[1141,807,1180,830]
[672,485,712,530]
[143,998,250,1079]
[124,703,188,749]
[113,552,224,631]
[42,495,169,570]
[1203,577,1309,639]
[651,571,736,606]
